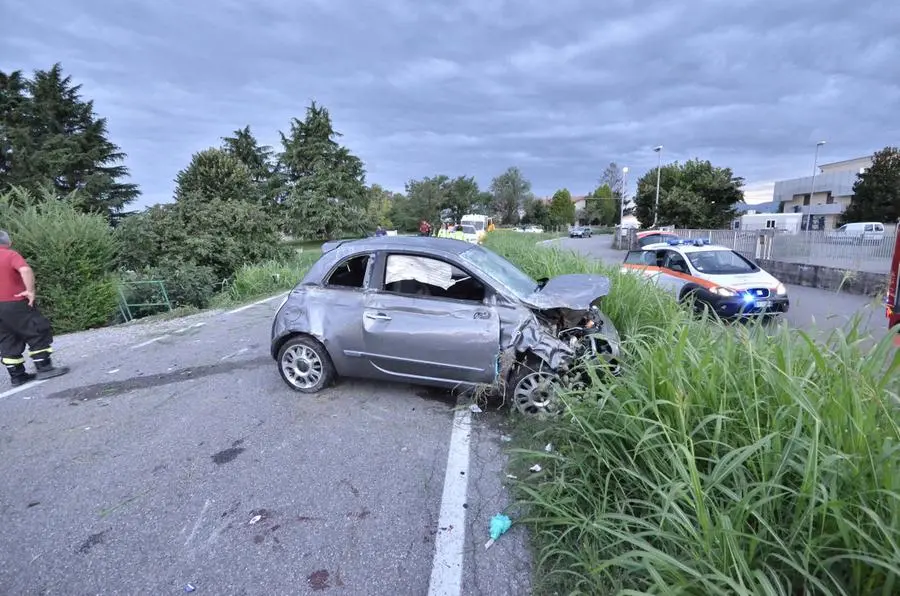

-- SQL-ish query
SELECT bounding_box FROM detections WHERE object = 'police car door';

[658,249,690,296]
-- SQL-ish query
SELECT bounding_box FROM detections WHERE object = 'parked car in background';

[523,225,544,234]
[826,222,885,244]
[621,238,790,320]
[569,226,592,238]
[271,236,622,415]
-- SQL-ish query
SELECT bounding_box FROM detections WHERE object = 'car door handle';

[473,310,490,320]
[365,312,392,321]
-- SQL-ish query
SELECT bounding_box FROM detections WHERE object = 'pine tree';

[278,102,367,239]
[0,63,139,219]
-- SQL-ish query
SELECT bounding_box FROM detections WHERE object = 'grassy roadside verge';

[485,232,900,596]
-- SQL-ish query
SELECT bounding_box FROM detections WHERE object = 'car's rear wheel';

[507,358,563,416]
[277,336,335,393]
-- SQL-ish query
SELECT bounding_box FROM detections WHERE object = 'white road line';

[131,336,168,349]
[226,292,289,315]
[131,322,206,350]
[427,407,472,596]
[0,380,47,400]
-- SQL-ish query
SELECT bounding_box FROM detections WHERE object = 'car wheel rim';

[281,344,324,389]
[513,370,561,415]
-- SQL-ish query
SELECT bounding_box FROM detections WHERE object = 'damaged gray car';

[270,236,621,415]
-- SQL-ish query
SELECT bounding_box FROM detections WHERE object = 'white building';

[772,155,873,231]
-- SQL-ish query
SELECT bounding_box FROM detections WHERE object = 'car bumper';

[705,293,790,318]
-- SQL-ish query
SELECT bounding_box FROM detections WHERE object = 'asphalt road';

[0,297,531,596]
[555,236,888,342]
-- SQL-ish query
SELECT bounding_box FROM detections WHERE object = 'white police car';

[621,238,790,318]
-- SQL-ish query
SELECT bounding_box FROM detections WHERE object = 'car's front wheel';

[277,335,335,393]
[506,359,563,416]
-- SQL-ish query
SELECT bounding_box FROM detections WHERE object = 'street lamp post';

[652,145,663,228]
[620,166,629,226]
[805,140,826,232]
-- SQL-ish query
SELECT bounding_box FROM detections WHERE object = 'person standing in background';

[0,230,69,386]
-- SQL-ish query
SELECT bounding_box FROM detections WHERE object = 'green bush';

[485,232,900,596]
[0,188,119,333]
[116,197,288,282]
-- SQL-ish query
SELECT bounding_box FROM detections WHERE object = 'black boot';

[6,363,36,386]
[34,356,69,380]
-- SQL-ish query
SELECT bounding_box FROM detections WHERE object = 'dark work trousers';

[0,299,54,376]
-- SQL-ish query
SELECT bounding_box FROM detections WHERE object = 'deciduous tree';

[586,184,619,226]
[490,167,531,225]
[548,188,576,227]
[633,159,744,229]
[174,148,257,204]
[841,146,900,224]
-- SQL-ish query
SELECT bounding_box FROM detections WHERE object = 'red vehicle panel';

[887,231,900,330]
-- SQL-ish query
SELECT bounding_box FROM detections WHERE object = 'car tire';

[277,335,336,393]
[681,288,712,318]
[506,357,563,417]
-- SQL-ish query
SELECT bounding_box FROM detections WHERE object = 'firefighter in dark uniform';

[0,230,69,386]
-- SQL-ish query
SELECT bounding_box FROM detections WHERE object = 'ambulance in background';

[460,214,494,244]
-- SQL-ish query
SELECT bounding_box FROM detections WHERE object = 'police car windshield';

[687,250,758,275]
[460,246,538,300]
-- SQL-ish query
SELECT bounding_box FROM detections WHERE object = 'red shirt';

[0,247,28,302]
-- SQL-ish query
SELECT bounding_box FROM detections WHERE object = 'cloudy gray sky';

[2,0,897,209]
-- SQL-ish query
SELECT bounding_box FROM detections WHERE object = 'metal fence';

[673,228,897,274]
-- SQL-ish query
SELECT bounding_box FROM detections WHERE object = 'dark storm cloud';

[1,0,897,206]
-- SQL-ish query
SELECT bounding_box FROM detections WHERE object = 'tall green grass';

[219,249,321,304]
[486,232,900,596]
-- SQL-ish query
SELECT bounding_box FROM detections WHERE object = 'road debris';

[249,515,262,525]
[469,404,482,413]
[500,434,512,442]
[184,584,196,593]
[544,443,553,452]
[505,474,517,480]
[529,464,542,473]
[484,514,512,549]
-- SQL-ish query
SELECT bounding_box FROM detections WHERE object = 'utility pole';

[652,145,663,228]
[806,140,826,231]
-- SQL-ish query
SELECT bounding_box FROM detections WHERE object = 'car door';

[621,249,661,283]
[360,252,501,386]
[657,250,690,296]
[308,252,374,375]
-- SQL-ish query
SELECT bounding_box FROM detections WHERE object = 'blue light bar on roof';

[666,238,710,246]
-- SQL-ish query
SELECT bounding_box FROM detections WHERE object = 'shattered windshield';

[460,246,537,301]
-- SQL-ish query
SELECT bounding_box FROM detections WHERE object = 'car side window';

[382,254,486,302]
[623,251,648,265]
[664,251,689,274]
[865,224,874,232]
[325,254,370,288]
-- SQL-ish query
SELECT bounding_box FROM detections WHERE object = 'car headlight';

[775,283,787,296]
[711,287,737,297]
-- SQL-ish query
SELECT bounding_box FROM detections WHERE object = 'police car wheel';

[277,335,336,393]
[681,289,711,318]
[506,358,564,417]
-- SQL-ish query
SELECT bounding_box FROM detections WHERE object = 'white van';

[828,222,885,243]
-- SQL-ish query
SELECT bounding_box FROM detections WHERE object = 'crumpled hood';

[521,274,611,311]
